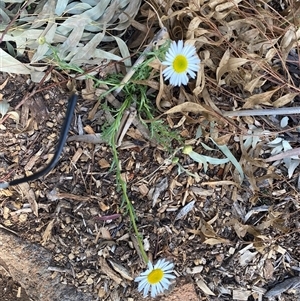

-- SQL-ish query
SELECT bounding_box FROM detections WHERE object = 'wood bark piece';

[0,229,94,301]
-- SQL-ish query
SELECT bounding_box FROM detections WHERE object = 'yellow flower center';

[173,55,188,73]
[147,269,164,284]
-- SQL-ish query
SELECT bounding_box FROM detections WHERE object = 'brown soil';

[0,272,31,301]
[0,70,300,301]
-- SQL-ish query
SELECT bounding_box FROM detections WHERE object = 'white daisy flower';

[162,40,200,86]
[135,258,176,298]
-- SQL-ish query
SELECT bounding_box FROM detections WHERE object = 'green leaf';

[0,100,10,118]
[210,138,244,182]
[203,155,229,165]
[114,36,132,68]
[201,142,215,151]
[189,151,208,172]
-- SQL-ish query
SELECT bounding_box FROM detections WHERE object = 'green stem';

[111,142,149,265]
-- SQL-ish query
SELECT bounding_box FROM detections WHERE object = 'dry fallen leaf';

[98,257,123,286]
[42,218,55,245]
[175,200,195,221]
[108,260,133,281]
[196,278,215,296]
[18,183,39,217]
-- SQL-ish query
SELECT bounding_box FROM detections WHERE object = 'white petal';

[156,282,165,294]
[165,53,175,62]
[161,261,174,271]
[160,278,170,290]
[169,41,179,55]
[137,278,148,290]
[151,283,158,298]
[163,68,174,80]
[176,40,184,53]
[183,45,196,57]
[147,261,154,270]
[135,276,143,282]
[187,69,197,78]
[143,283,150,298]
[188,63,200,71]
[188,57,201,65]
[154,259,164,268]
[164,273,176,279]
[169,73,179,86]
[181,73,189,85]
[162,40,200,86]
[135,258,176,298]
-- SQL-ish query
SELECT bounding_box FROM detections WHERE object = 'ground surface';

[1,1,300,301]
[0,74,299,301]
[0,272,31,301]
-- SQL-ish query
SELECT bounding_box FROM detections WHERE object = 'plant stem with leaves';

[105,115,148,264]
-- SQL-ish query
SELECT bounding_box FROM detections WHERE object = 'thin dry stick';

[265,147,300,162]
[0,224,19,236]
[223,106,300,117]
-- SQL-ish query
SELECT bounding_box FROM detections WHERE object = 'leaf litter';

[0,0,300,300]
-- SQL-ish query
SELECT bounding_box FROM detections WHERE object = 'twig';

[223,107,300,117]
[265,147,300,162]
[0,224,19,236]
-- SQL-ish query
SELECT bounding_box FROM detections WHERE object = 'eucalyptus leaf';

[0,100,10,118]
[280,116,289,128]
[55,0,69,16]
[271,145,284,155]
[0,49,31,74]
[201,142,216,151]
[283,158,300,178]
[66,2,92,14]
[189,151,208,172]
[82,0,111,20]
[2,0,24,2]
[70,30,105,63]
[195,125,203,139]
[1,0,141,69]
[210,138,244,182]
[268,137,283,145]
[5,41,16,57]
[30,0,55,29]
[114,36,131,68]
[0,7,10,24]
[203,156,230,165]
[82,0,99,5]
[282,140,292,152]
[81,0,99,6]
